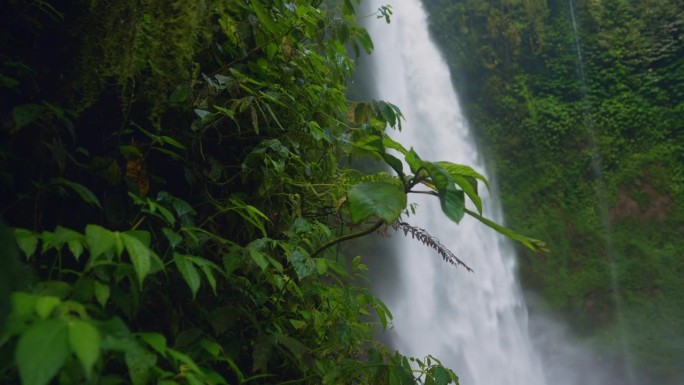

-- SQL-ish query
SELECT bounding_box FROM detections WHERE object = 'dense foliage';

[0,1,545,384]
[422,0,684,383]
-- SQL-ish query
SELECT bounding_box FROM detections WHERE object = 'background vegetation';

[422,0,684,383]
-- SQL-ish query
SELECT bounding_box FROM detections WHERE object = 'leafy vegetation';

[422,0,684,382]
[0,1,544,384]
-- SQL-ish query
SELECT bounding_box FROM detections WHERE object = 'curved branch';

[310,220,384,258]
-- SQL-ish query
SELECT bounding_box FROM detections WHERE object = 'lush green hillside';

[422,0,684,382]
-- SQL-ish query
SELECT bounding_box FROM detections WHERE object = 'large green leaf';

[93,280,110,308]
[52,178,102,209]
[422,162,450,191]
[124,343,157,385]
[53,226,85,261]
[289,248,316,280]
[189,256,220,295]
[85,225,116,259]
[405,149,422,174]
[68,320,101,379]
[465,208,549,253]
[437,161,489,190]
[16,319,70,385]
[421,162,466,223]
[121,233,152,287]
[347,181,407,224]
[439,184,466,224]
[14,228,38,258]
[451,174,482,215]
[174,253,201,298]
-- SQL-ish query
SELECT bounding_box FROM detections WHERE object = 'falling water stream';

[568,1,638,382]
[360,1,631,384]
[363,1,546,384]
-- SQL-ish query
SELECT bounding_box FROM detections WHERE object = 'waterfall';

[362,1,547,384]
[359,1,631,384]
[567,2,638,382]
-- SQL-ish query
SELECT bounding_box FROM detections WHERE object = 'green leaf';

[437,161,490,190]
[439,184,466,224]
[52,178,102,209]
[14,228,38,258]
[289,249,316,280]
[382,153,405,180]
[35,296,61,319]
[421,162,466,223]
[465,208,550,253]
[162,227,183,249]
[405,149,422,174]
[422,162,450,191]
[159,135,186,150]
[124,344,157,385]
[138,332,167,356]
[68,320,101,379]
[167,348,200,373]
[431,365,452,385]
[251,0,280,35]
[248,244,269,270]
[190,257,220,295]
[348,180,406,224]
[94,281,110,308]
[382,136,409,156]
[452,174,482,215]
[85,225,116,259]
[12,103,43,130]
[53,226,85,260]
[16,319,69,385]
[121,233,152,287]
[174,253,201,298]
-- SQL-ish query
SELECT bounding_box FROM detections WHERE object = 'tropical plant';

[0,1,544,384]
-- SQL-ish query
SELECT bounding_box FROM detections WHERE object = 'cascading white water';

[362,1,548,384]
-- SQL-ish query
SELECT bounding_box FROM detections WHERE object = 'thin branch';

[310,220,384,258]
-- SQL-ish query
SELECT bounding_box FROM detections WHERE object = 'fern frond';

[392,221,473,272]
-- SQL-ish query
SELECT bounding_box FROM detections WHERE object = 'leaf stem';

[310,220,383,258]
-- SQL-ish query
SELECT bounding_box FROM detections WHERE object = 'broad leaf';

[52,178,102,209]
[68,320,101,379]
[162,227,183,249]
[124,343,157,385]
[189,256,220,295]
[85,225,116,259]
[422,162,450,191]
[439,184,466,224]
[16,319,69,385]
[14,228,38,258]
[53,226,85,260]
[93,281,110,308]
[347,181,406,224]
[121,233,152,287]
[465,208,550,253]
[35,296,60,319]
[437,161,489,190]
[139,332,167,356]
[12,103,43,130]
[174,253,201,298]
[405,149,422,174]
[452,174,482,215]
[289,249,316,280]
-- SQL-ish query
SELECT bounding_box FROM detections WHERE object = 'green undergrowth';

[0,1,547,384]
